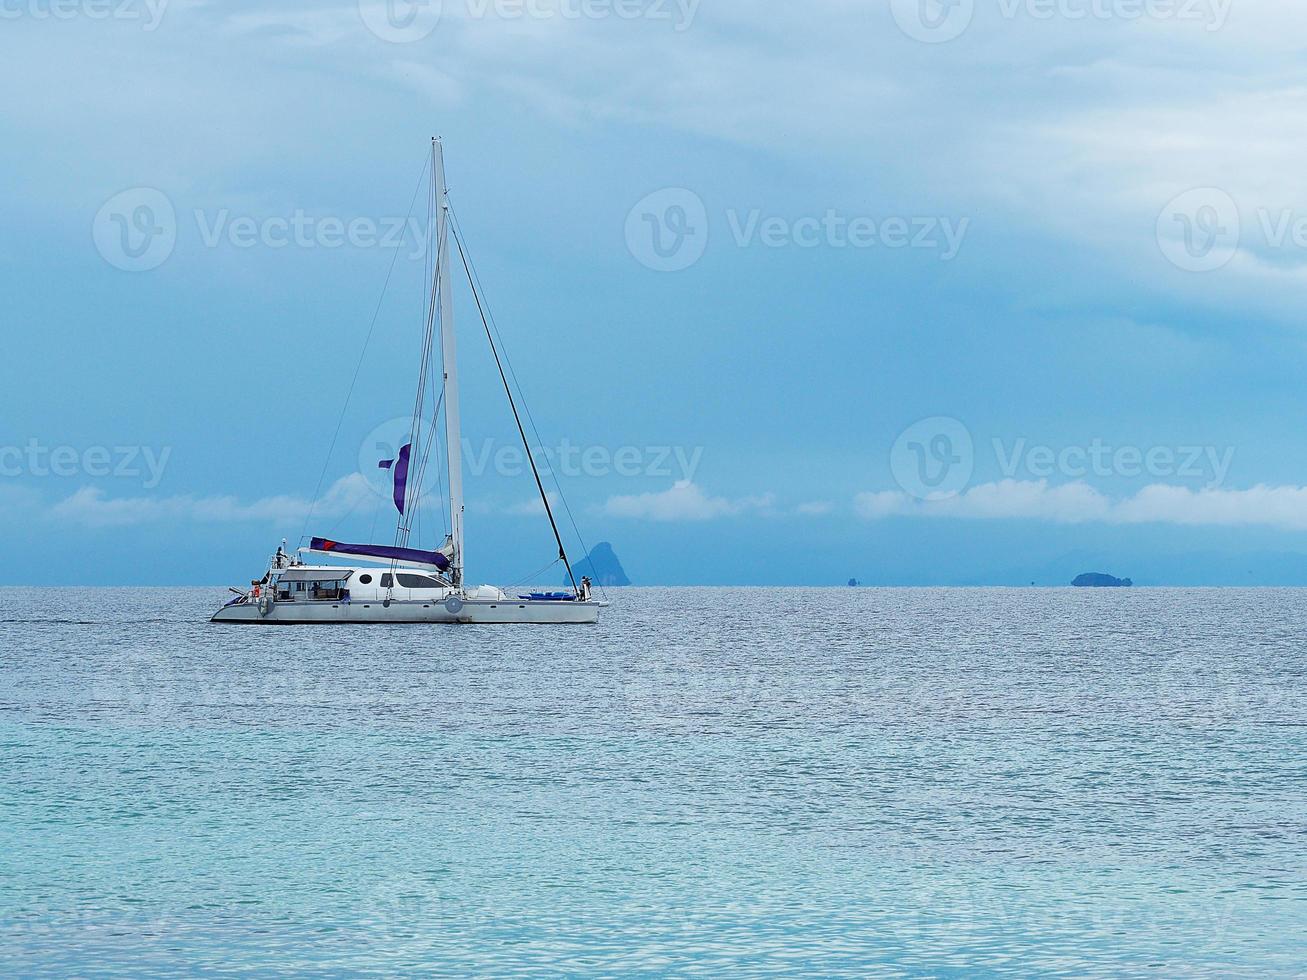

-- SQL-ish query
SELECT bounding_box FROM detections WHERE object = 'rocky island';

[1072,572,1133,588]
[568,542,631,587]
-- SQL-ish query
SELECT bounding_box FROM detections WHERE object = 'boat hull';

[210,597,601,625]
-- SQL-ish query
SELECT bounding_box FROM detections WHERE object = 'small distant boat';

[212,140,603,625]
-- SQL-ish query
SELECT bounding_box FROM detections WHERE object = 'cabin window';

[380,574,393,588]
[397,573,443,589]
[307,579,346,601]
[358,574,373,585]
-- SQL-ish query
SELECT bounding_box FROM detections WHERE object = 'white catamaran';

[212,139,603,625]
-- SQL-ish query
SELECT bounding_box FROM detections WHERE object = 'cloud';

[0,484,43,513]
[855,479,1307,531]
[50,473,373,528]
[796,500,834,515]
[603,481,774,522]
[505,493,558,516]
[1113,483,1307,529]
[14,0,1307,325]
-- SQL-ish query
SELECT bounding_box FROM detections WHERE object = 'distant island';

[1072,572,1133,588]
[568,542,631,586]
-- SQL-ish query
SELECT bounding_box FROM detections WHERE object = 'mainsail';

[309,537,451,572]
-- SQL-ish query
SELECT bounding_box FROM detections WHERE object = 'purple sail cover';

[392,443,412,515]
[310,537,451,572]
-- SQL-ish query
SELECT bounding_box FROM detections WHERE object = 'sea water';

[1,587,1304,976]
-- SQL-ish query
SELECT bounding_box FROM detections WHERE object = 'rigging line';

[447,203,602,598]
[506,557,562,589]
[297,157,428,548]
[403,231,446,545]
[449,202,601,597]
[410,255,446,523]
[430,386,450,540]
[400,268,436,536]
[412,319,448,544]
[451,223,579,596]
[400,173,439,544]
[447,203,587,527]
[396,178,448,549]
[435,345,449,529]
[408,388,445,548]
[428,197,450,541]
[368,483,384,543]
[407,194,447,509]
[323,486,370,537]
[422,247,451,543]
[300,155,430,546]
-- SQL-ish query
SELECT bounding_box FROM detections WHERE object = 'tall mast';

[433,137,464,587]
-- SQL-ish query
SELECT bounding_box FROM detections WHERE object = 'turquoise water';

[1,587,1304,976]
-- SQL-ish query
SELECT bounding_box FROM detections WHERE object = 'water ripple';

[0,587,1304,976]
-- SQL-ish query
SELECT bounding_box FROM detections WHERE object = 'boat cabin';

[273,567,354,602]
[269,564,453,603]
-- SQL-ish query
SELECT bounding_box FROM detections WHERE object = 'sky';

[6,0,1307,586]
